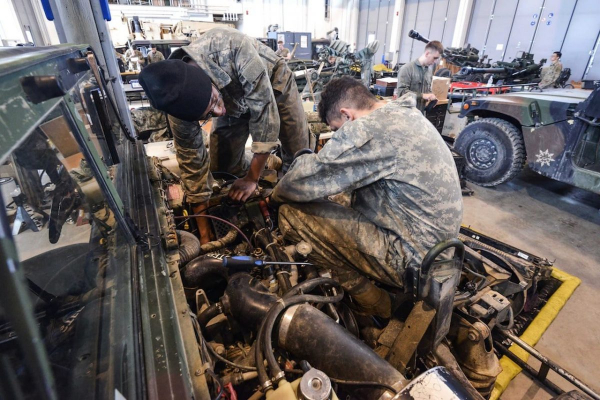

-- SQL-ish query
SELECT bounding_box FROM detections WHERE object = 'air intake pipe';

[221,273,408,398]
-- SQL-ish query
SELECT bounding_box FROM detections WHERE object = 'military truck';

[1,45,597,400]
[454,88,600,194]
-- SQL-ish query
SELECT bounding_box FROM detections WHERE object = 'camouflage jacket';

[397,59,432,110]
[276,48,290,58]
[124,48,145,65]
[539,61,563,89]
[171,26,286,154]
[147,50,165,64]
[272,95,464,268]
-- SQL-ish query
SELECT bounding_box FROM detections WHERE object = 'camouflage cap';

[139,59,212,122]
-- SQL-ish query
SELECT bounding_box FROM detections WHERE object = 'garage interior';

[0,0,599,400]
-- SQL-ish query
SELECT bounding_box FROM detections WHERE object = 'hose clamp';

[261,380,273,392]
[278,305,301,348]
[273,370,286,383]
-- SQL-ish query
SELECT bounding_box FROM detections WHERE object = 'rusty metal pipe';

[498,330,600,400]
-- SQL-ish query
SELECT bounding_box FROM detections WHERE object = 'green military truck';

[1,45,597,400]
[454,88,600,194]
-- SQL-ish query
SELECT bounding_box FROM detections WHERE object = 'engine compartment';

[150,155,555,400]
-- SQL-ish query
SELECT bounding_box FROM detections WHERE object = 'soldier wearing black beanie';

[139,59,212,122]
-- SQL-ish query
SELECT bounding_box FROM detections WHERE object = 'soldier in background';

[139,26,308,244]
[124,42,145,71]
[271,77,463,318]
[397,40,443,110]
[539,51,563,89]
[147,44,165,64]
[114,48,126,73]
[275,41,290,60]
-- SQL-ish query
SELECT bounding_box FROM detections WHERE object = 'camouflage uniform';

[539,61,563,89]
[276,48,290,58]
[271,95,463,290]
[397,59,433,110]
[147,50,165,64]
[130,107,171,142]
[169,26,308,200]
[124,48,145,70]
[168,117,214,204]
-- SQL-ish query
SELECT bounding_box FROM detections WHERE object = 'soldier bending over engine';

[271,77,463,318]
[139,27,308,244]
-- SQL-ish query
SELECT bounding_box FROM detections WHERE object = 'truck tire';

[466,73,484,83]
[435,68,452,78]
[454,118,525,187]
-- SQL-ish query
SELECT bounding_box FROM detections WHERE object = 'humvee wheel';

[435,68,452,78]
[454,118,526,187]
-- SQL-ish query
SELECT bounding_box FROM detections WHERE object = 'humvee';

[0,45,596,400]
[454,88,600,194]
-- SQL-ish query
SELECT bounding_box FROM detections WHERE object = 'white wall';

[237,0,359,44]
[0,0,25,46]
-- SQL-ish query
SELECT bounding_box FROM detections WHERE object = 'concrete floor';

[461,167,600,398]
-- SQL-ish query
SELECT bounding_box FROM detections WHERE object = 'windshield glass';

[0,93,135,399]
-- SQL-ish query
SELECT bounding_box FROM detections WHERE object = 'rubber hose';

[177,230,201,267]
[284,277,340,299]
[255,320,271,390]
[183,255,229,288]
[198,303,223,327]
[200,229,238,254]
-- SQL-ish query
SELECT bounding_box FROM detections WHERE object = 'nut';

[468,331,479,341]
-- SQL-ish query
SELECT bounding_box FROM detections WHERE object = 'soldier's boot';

[347,277,392,319]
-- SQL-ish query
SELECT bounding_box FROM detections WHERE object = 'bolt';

[310,378,323,390]
[468,331,479,341]
[195,369,202,376]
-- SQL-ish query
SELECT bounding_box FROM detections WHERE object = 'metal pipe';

[498,330,600,400]
[493,341,563,395]
[433,343,486,400]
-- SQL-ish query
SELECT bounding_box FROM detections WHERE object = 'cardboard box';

[432,76,451,100]
[39,116,80,157]
[375,77,398,87]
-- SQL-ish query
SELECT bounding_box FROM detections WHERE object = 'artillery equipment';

[408,30,489,69]
[408,30,544,84]
[454,52,546,84]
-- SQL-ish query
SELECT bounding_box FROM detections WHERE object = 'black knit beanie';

[139,59,212,121]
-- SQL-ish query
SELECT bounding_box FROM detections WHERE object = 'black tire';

[454,118,525,186]
[465,73,484,83]
[435,68,452,78]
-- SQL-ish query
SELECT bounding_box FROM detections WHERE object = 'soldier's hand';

[229,177,258,203]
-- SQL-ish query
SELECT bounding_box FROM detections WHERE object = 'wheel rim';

[468,138,498,169]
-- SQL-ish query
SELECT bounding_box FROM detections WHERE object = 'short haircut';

[318,77,377,123]
[554,51,562,58]
[426,40,444,54]
[151,44,157,49]
[278,41,283,44]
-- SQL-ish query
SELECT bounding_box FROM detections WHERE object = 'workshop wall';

[464,0,600,81]
[356,0,398,65]
[0,0,24,46]
[395,0,461,64]
[237,0,359,47]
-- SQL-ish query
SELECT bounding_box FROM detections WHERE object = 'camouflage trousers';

[210,67,309,176]
[278,202,406,291]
